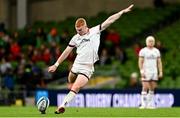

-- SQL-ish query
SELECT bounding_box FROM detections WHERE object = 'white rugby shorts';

[142,72,158,81]
[71,63,94,79]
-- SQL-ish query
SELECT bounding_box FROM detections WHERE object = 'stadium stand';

[0,4,180,94]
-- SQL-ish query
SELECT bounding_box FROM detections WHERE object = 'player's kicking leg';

[55,74,88,114]
[55,71,77,114]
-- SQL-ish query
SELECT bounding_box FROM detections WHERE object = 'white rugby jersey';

[69,25,101,64]
[139,47,161,73]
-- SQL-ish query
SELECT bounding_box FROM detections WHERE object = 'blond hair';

[75,18,87,28]
[146,36,155,46]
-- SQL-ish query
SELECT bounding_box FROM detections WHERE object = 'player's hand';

[140,73,145,78]
[48,65,57,73]
[159,71,163,79]
[140,70,145,78]
[122,4,134,13]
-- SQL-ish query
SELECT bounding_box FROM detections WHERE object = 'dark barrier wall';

[35,89,180,107]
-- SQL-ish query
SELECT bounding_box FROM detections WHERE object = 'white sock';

[148,90,154,107]
[60,91,76,107]
[141,91,148,107]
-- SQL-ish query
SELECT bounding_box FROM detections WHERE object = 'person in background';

[138,36,163,109]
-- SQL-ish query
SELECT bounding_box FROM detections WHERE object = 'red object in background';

[134,44,141,56]
[10,42,21,60]
[42,48,51,64]
[106,29,121,45]
[31,49,42,63]
[50,28,58,37]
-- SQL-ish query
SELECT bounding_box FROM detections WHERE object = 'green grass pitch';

[0,106,180,117]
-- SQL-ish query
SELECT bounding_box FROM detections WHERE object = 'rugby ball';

[36,96,50,114]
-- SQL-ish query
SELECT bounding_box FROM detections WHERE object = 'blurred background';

[0,0,180,107]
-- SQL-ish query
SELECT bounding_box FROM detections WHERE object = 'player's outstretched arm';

[48,46,74,73]
[101,4,134,31]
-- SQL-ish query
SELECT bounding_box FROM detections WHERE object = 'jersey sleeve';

[90,25,101,34]
[156,49,161,57]
[68,35,77,47]
[139,49,145,57]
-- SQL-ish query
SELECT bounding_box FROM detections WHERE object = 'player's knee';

[152,85,157,89]
[71,85,81,93]
[67,83,73,90]
[142,86,149,91]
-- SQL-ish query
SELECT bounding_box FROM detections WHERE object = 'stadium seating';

[1,5,180,90]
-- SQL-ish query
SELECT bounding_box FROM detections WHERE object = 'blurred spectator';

[31,64,45,88]
[36,27,47,41]
[42,67,52,81]
[0,30,10,50]
[129,72,140,88]
[23,26,36,46]
[41,47,51,64]
[31,49,42,63]
[60,30,70,45]
[9,40,21,60]
[0,33,6,48]
[0,57,12,76]
[106,29,121,46]
[15,62,25,87]
[104,29,121,57]
[114,46,127,64]
[0,47,5,59]
[22,62,39,92]
[3,68,14,90]
[36,27,47,48]
[50,42,59,63]
[12,31,20,42]
[0,58,14,90]
[0,31,10,43]
[13,31,24,47]
[47,27,60,44]
[156,40,167,54]
[40,44,46,52]
[133,43,141,56]
[27,45,34,58]
[98,48,111,66]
